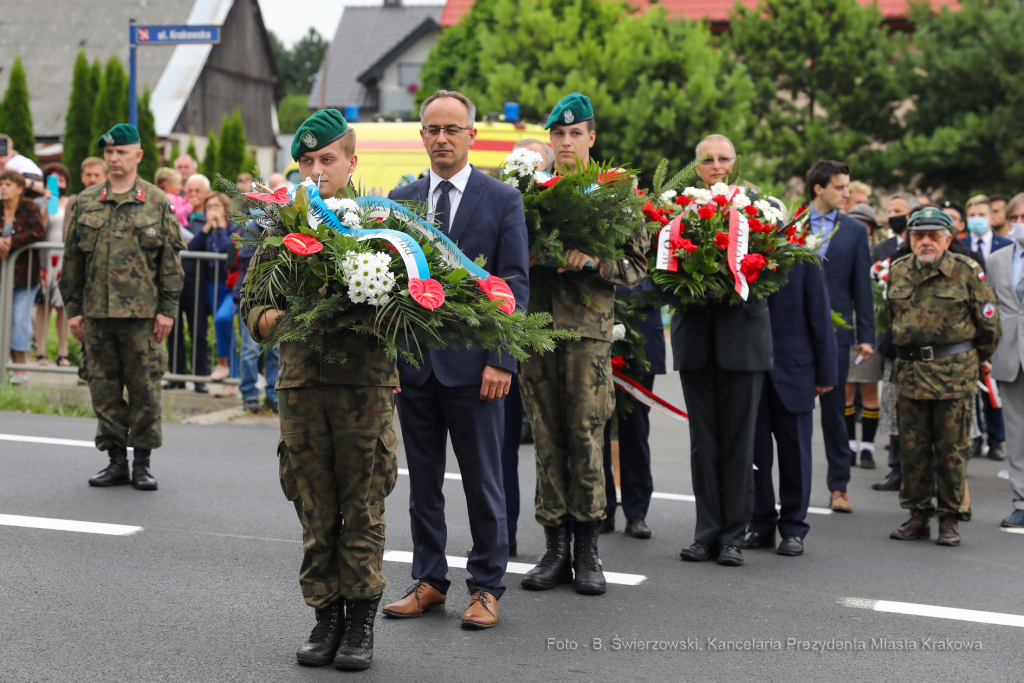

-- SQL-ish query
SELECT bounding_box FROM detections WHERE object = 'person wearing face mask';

[886,207,1000,547]
[977,193,1024,529]
[964,195,1012,259]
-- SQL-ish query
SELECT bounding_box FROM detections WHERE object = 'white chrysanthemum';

[659,190,677,202]
[612,324,626,342]
[325,197,345,211]
[339,198,358,213]
[505,148,543,172]
[684,187,712,204]
[341,212,361,229]
[710,182,731,197]
[732,193,751,209]
[504,177,519,187]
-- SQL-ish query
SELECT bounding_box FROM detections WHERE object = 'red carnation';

[611,356,626,372]
[670,236,698,253]
[740,253,768,283]
[282,233,324,255]
[744,205,759,217]
[712,195,728,206]
[747,217,764,232]
[408,278,446,310]
[697,205,717,220]
[642,201,669,225]
[714,232,731,249]
[477,276,516,314]
[676,196,693,206]
[659,205,673,216]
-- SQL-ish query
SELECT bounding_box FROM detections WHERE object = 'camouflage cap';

[292,109,349,160]
[909,206,954,231]
[545,92,593,130]
[97,123,140,149]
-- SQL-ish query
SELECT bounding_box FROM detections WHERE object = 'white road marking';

[0,513,141,536]
[1000,527,1024,535]
[840,597,1024,628]
[397,467,461,481]
[0,433,127,450]
[382,550,646,586]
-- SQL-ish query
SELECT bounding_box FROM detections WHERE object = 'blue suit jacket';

[389,166,530,387]
[968,232,1013,256]
[820,213,875,348]
[767,262,838,414]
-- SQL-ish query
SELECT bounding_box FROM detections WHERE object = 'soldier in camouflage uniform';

[519,93,647,597]
[887,207,1001,546]
[241,110,397,671]
[59,124,183,492]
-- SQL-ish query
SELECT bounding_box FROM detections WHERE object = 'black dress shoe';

[859,450,876,469]
[625,518,652,539]
[717,546,744,567]
[599,515,615,534]
[296,600,343,666]
[193,382,209,394]
[264,398,279,414]
[741,530,775,549]
[872,469,901,491]
[988,440,1006,461]
[777,536,804,556]
[679,541,719,562]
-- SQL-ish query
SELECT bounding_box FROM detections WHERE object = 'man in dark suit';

[804,160,875,513]
[601,282,666,539]
[380,90,529,630]
[743,262,837,557]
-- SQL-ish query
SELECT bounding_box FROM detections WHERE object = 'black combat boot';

[131,449,158,490]
[571,520,607,596]
[296,600,344,666]
[88,447,130,487]
[334,596,380,671]
[521,524,573,591]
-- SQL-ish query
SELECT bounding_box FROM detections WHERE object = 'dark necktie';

[436,180,454,234]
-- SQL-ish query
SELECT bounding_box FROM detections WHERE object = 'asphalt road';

[2,372,1023,683]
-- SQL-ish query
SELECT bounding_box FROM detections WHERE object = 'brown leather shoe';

[461,590,499,629]
[890,512,931,540]
[936,514,960,546]
[830,490,852,513]
[381,581,446,618]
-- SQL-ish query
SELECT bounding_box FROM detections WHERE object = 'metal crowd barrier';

[0,241,239,387]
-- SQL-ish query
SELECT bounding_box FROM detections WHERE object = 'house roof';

[440,0,960,27]
[308,4,445,111]
[0,0,243,139]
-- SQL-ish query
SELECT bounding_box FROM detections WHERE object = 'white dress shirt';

[971,230,994,258]
[427,164,473,233]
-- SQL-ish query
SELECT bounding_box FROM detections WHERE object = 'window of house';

[398,63,422,88]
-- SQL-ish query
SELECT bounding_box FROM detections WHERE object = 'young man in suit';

[743,261,837,557]
[804,160,875,512]
[381,90,530,630]
[979,193,1024,528]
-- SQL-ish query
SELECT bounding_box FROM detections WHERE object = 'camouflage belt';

[895,341,974,362]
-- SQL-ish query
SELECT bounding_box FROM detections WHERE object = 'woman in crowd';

[32,163,72,367]
[0,169,45,384]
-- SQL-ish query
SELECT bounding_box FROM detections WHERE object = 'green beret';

[545,92,594,130]
[97,123,140,148]
[292,109,349,160]
[908,206,953,231]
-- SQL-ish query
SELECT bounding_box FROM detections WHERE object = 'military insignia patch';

[100,188,107,200]
[146,228,156,237]
[104,134,115,145]
[136,188,145,201]
[563,110,575,124]
[978,271,986,281]
[983,303,995,318]
[301,131,318,149]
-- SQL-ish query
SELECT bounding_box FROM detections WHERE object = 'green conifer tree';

[217,108,247,180]
[138,86,160,184]
[201,129,218,179]
[92,56,129,144]
[65,50,96,193]
[1,56,36,161]
[186,134,198,162]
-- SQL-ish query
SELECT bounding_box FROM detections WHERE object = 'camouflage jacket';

[241,230,398,389]
[887,251,1001,400]
[528,230,648,342]
[60,178,184,320]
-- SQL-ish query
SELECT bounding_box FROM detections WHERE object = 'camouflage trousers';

[278,385,398,608]
[520,339,614,527]
[83,317,166,451]
[897,393,971,519]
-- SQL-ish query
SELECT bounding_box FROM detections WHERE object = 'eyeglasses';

[1008,214,1024,222]
[422,125,472,138]
[699,156,736,166]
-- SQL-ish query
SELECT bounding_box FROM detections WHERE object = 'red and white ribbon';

[979,363,1002,409]
[612,371,689,423]
[725,185,749,301]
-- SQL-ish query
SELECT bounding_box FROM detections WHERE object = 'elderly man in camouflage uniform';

[887,207,1001,546]
[242,110,397,671]
[519,93,647,596]
[60,124,183,492]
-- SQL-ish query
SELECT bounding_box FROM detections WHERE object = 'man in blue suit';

[804,160,875,513]
[381,90,529,630]
[743,261,837,556]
